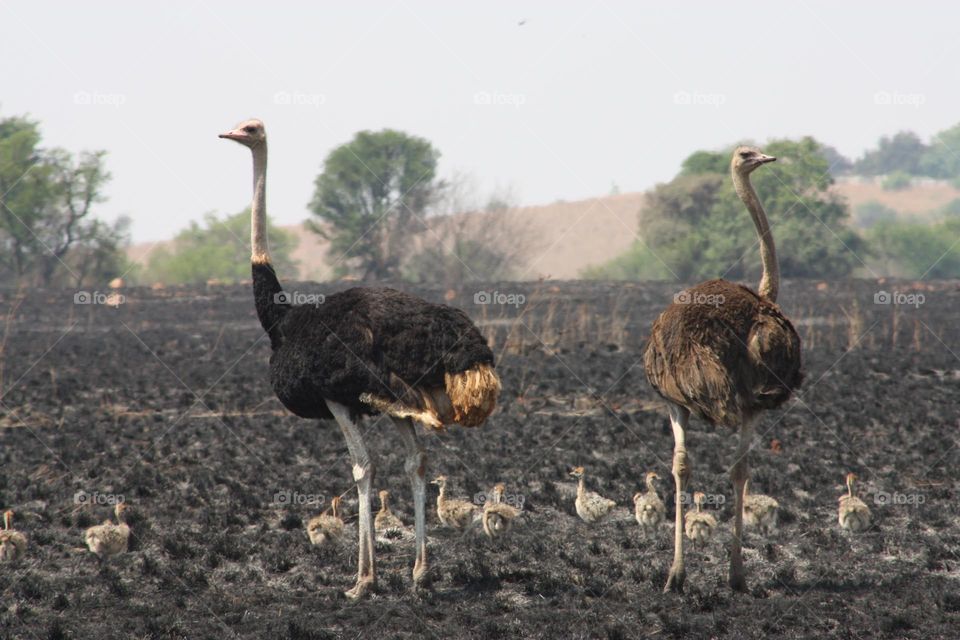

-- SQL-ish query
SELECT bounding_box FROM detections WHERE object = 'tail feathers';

[359,363,500,430]
[444,363,500,427]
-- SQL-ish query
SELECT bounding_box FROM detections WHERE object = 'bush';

[881,171,912,191]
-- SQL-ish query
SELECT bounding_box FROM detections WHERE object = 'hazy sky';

[0,1,954,242]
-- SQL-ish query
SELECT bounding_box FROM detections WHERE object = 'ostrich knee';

[673,448,691,490]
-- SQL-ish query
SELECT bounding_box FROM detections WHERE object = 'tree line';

[2,111,959,286]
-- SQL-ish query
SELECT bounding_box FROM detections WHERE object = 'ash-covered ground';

[0,279,958,639]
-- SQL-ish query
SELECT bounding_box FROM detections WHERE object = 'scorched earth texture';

[0,280,958,639]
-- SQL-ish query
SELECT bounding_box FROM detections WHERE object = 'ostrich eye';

[739,151,750,159]
[244,126,257,134]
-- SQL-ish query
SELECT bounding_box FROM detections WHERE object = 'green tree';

[145,210,298,284]
[308,129,442,280]
[881,170,912,191]
[921,122,960,178]
[854,131,927,176]
[855,201,898,229]
[679,150,728,176]
[585,137,865,281]
[868,218,960,278]
[0,115,123,286]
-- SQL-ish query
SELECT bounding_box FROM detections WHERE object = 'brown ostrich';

[644,146,803,593]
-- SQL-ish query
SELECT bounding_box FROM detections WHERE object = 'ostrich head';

[731,145,776,175]
[378,490,390,507]
[568,466,585,479]
[430,475,448,488]
[219,119,266,149]
[693,491,706,508]
[646,471,659,483]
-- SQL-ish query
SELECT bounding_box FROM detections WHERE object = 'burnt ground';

[0,279,958,639]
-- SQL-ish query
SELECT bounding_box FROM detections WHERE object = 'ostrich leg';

[328,402,376,598]
[395,417,428,589]
[729,419,753,592]
[664,404,690,593]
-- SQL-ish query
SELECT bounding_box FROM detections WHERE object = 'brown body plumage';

[374,490,406,535]
[644,146,803,594]
[84,503,130,558]
[644,279,802,428]
[307,496,345,546]
[432,476,479,531]
[838,473,871,533]
[482,483,521,539]
[0,511,27,562]
[570,467,617,523]
[633,472,666,538]
[684,492,717,548]
[743,480,779,535]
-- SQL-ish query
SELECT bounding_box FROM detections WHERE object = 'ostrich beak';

[758,154,776,164]
[219,129,247,142]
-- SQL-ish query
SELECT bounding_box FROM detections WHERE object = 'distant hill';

[127,179,960,282]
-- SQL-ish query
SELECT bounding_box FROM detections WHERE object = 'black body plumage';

[252,263,494,421]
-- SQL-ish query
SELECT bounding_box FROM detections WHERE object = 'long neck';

[3,513,10,530]
[379,495,389,514]
[577,476,585,497]
[847,479,854,498]
[646,477,657,494]
[733,169,779,302]
[251,142,270,265]
[248,140,287,347]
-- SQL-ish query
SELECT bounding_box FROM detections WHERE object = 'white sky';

[0,1,954,241]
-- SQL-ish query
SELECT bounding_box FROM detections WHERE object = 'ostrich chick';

[684,492,717,548]
[375,490,406,535]
[307,496,345,546]
[838,473,872,533]
[633,471,666,538]
[482,483,521,539]
[743,479,779,535]
[432,476,478,531]
[84,503,130,558]
[570,467,617,523]
[0,511,27,562]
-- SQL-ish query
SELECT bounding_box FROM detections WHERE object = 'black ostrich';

[219,119,500,598]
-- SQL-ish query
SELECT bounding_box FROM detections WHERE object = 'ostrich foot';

[345,576,376,600]
[663,566,685,594]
